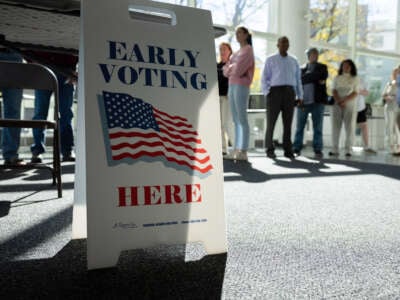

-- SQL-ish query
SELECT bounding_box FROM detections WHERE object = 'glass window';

[251,36,269,94]
[155,0,272,33]
[199,0,271,33]
[356,0,398,51]
[316,48,349,94]
[356,55,398,104]
[309,0,350,46]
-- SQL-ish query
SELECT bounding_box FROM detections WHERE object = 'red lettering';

[172,185,183,203]
[144,186,162,205]
[165,185,183,203]
[118,186,138,206]
[186,184,201,203]
[117,184,202,206]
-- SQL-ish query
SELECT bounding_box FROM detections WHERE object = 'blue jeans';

[0,52,23,161]
[293,102,325,152]
[228,84,250,150]
[31,74,74,157]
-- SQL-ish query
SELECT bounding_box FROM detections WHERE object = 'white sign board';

[73,0,227,270]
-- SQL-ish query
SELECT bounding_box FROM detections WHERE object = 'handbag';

[327,95,335,105]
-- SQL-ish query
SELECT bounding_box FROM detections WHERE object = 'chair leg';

[54,128,62,198]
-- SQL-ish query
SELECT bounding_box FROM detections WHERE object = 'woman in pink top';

[223,26,255,161]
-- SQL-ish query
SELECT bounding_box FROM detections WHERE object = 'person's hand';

[66,71,78,85]
[338,99,346,108]
[296,99,304,111]
[384,95,393,102]
[359,88,369,96]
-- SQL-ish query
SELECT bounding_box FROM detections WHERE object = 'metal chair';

[0,61,62,197]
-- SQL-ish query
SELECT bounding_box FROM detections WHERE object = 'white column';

[347,0,357,60]
[397,0,400,52]
[276,0,310,145]
[278,0,310,64]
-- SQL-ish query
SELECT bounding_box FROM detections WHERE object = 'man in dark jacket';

[293,48,328,158]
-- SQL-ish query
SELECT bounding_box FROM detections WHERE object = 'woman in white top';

[382,66,400,154]
[330,59,359,157]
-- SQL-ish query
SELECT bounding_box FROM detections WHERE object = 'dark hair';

[306,47,319,58]
[278,36,289,44]
[236,26,252,46]
[338,59,357,76]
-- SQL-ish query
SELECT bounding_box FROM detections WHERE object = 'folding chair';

[0,61,62,197]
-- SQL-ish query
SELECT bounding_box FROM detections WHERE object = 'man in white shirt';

[261,36,303,159]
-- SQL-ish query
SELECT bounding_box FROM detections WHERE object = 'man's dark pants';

[265,86,295,154]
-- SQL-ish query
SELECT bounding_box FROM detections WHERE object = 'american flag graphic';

[100,91,213,176]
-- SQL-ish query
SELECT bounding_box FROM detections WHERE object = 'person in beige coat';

[382,66,400,154]
[329,59,359,157]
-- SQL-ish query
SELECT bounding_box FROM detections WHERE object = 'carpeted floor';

[1,150,400,299]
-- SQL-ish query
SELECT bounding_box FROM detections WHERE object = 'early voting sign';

[73,0,227,269]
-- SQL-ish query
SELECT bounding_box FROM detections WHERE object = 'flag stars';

[103,92,160,131]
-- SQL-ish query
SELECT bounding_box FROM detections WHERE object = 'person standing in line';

[0,50,24,166]
[382,66,400,155]
[217,42,233,155]
[292,47,328,158]
[261,36,303,159]
[223,26,255,161]
[329,59,359,157]
[28,51,78,163]
[395,67,400,156]
[356,81,376,154]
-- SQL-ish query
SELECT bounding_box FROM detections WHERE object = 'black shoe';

[314,150,323,158]
[266,150,276,159]
[345,153,352,157]
[30,154,42,164]
[293,149,301,156]
[62,155,76,162]
[328,151,338,156]
[284,151,295,159]
[4,157,25,166]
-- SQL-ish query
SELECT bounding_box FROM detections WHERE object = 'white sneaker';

[234,150,248,161]
[223,150,248,161]
[223,150,237,160]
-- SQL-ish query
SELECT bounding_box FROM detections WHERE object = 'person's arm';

[332,76,340,103]
[302,63,328,84]
[338,77,358,107]
[295,60,303,101]
[342,91,358,103]
[261,58,271,96]
[332,89,340,103]
[396,74,400,105]
[382,82,392,100]
[347,77,360,101]
[222,59,231,78]
[229,46,254,77]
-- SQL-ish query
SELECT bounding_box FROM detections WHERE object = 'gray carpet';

[1,152,400,299]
